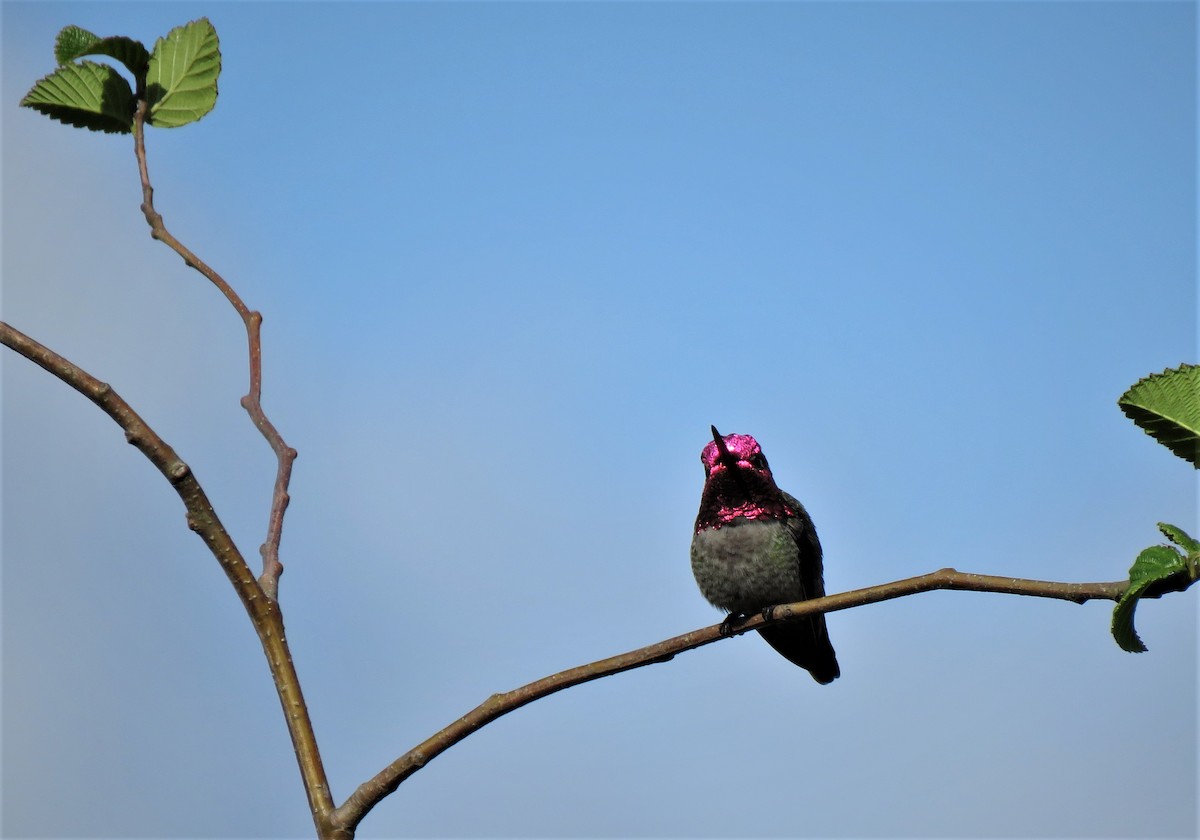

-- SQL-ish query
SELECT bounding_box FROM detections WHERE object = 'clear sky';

[2,2,1196,838]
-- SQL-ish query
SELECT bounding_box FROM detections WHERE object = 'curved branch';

[0,313,1150,839]
[133,101,295,600]
[331,568,1129,833]
[0,321,336,839]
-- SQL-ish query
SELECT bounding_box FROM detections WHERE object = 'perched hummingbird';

[691,426,840,683]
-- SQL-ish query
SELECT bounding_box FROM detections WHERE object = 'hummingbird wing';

[756,491,840,684]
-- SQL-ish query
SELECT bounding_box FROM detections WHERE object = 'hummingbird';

[691,426,840,683]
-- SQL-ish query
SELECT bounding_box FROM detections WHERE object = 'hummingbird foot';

[719,612,750,637]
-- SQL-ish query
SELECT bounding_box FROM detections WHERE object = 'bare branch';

[0,311,1152,839]
[0,321,336,838]
[330,567,1129,833]
[132,101,296,600]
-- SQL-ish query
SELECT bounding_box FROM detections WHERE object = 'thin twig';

[133,100,295,600]
[330,568,1129,833]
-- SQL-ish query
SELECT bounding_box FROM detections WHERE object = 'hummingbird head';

[701,425,771,477]
[695,426,793,531]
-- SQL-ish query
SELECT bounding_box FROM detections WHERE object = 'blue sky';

[2,2,1196,837]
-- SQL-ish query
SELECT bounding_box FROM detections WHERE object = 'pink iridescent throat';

[701,498,795,529]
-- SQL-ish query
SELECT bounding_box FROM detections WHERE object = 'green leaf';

[1158,522,1200,554]
[54,25,99,64]
[146,18,220,128]
[20,61,134,134]
[54,25,150,79]
[1119,364,1200,467]
[1143,523,1200,598]
[1111,544,1193,653]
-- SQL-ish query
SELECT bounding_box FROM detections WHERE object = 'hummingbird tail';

[757,620,840,685]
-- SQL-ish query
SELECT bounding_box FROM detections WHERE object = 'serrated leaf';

[55,26,99,63]
[1111,545,1190,652]
[20,61,134,134]
[54,26,151,81]
[1111,592,1147,653]
[1157,522,1200,553]
[146,18,220,128]
[1119,364,1200,467]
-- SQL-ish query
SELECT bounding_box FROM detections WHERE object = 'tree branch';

[0,321,338,839]
[0,312,1153,838]
[330,568,1129,833]
[133,101,295,600]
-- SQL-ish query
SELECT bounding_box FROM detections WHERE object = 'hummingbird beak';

[710,425,738,470]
